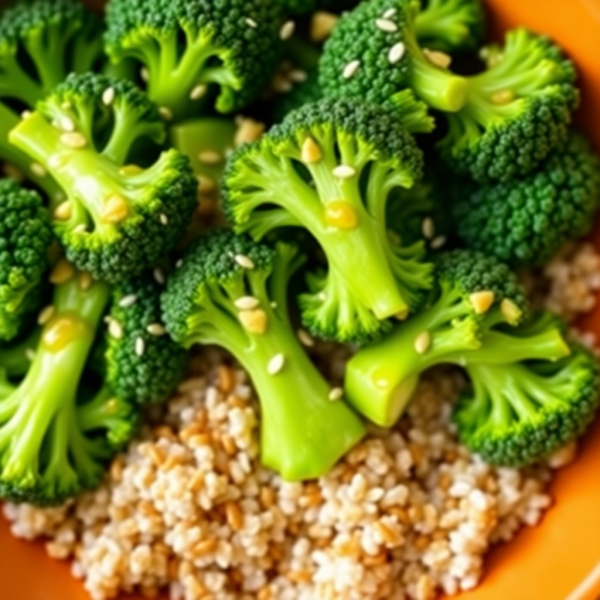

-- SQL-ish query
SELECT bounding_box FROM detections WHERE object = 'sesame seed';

[53,201,72,221]
[414,331,431,354]
[37,305,55,326]
[422,217,435,239]
[430,236,447,250]
[48,154,68,169]
[235,254,255,270]
[234,118,265,147]
[267,353,285,375]
[109,319,123,340]
[245,17,258,28]
[197,150,223,165]
[140,67,149,82]
[135,337,145,357]
[332,165,356,179]
[153,268,165,285]
[376,18,397,32]
[317,291,327,302]
[329,387,344,401]
[190,84,208,101]
[73,224,87,234]
[383,8,397,18]
[159,106,173,121]
[25,348,35,361]
[147,323,167,336]
[79,272,93,291]
[31,163,46,177]
[289,69,307,83]
[270,302,278,309]
[388,42,406,64]
[175,259,184,269]
[234,296,260,310]
[280,20,295,40]
[160,213,168,225]
[297,329,315,347]
[60,116,75,132]
[60,132,87,149]
[501,298,522,324]
[119,295,137,308]
[396,308,409,321]
[21,110,31,120]
[423,48,452,69]
[343,60,361,79]
[491,90,515,105]
[102,87,115,105]
[197,175,217,194]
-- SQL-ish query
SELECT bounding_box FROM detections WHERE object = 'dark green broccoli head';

[106,274,187,405]
[278,0,333,16]
[319,0,469,117]
[105,0,283,122]
[453,132,600,267]
[0,179,53,342]
[455,340,600,467]
[0,0,103,109]
[223,97,432,344]
[415,0,485,53]
[9,73,198,283]
[438,29,579,182]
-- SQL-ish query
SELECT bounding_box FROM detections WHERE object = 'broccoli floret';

[319,0,469,118]
[0,274,138,506]
[104,0,283,122]
[415,0,486,53]
[9,73,198,283]
[162,230,365,480]
[343,250,571,427]
[453,132,600,266]
[454,326,600,466]
[106,274,187,405]
[273,69,322,123]
[438,29,579,182]
[0,179,53,342]
[278,0,333,16]
[223,98,433,344]
[0,0,103,110]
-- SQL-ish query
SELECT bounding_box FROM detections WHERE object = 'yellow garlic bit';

[324,200,359,230]
[119,164,143,176]
[42,314,89,352]
[239,309,268,335]
[101,194,129,223]
[49,259,75,284]
[490,90,515,105]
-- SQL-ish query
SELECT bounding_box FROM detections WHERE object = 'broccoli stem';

[0,328,41,378]
[414,0,471,47]
[0,59,44,107]
[0,278,109,489]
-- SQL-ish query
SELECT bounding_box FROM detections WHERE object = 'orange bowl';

[2,1,600,599]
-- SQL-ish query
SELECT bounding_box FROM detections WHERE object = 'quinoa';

[3,241,599,600]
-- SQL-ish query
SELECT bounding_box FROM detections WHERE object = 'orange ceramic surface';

[2,1,600,599]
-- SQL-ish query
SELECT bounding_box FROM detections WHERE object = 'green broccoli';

[161,230,366,480]
[344,250,568,427]
[9,73,198,283]
[273,69,323,123]
[278,0,333,16]
[415,0,486,53]
[319,0,470,116]
[453,132,600,266]
[0,179,53,342]
[438,29,579,182]
[0,328,41,379]
[454,317,600,466]
[222,98,433,344]
[104,0,283,122]
[106,274,187,405]
[0,273,138,506]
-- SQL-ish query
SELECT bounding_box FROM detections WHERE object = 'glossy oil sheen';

[1,0,600,598]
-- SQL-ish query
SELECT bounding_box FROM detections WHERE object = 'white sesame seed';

[140,67,149,82]
[25,348,36,361]
[267,353,285,375]
[376,18,397,32]
[159,106,173,121]
[189,84,208,101]
[175,259,184,269]
[245,17,258,28]
[37,305,55,326]
[60,132,87,149]
[119,294,138,308]
[383,8,397,18]
[109,319,124,340]
[102,87,115,106]
[135,337,145,357]
[160,213,168,225]
[332,165,356,179]
[48,154,67,169]
[147,323,167,336]
[297,329,315,347]
[430,236,447,250]
[30,163,46,177]
[21,110,31,120]
[343,60,361,79]
[153,268,165,285]
[234,254,255,270]
[197,150,222,165]
[234,296,260,310]
[388,42,406,64]
[422,217,435,239]
[270,301,278,309]
[280,20,295,40]
[329,387,344,401]
[414,331,431,354]
[289,69,308,83]
[73,224,88,234]
[60,116,75,132]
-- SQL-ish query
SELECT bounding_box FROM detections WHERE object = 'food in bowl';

[0,0,599,598]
